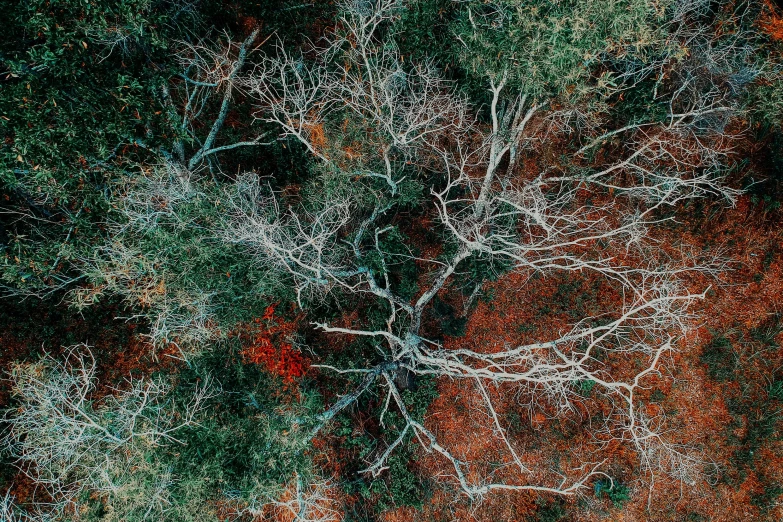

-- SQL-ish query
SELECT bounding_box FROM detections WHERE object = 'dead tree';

[40,0,748,504]
[63,0,746,501]
[212,0,746,500]
[1,345,211,516]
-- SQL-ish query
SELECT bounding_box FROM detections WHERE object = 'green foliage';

[615,78,669,124]
[750,315,783,347]
[578,379,596,395]
[594,479,631,508]
[752,484,783,515]
[746,76,783,131]
[769,380,783,402]
[746,133,783,209]
[650,388,666,402]
[539,277,605,321]
[156,344,320,520]
[459,251,511,291]
[355,431,433,512]
[531,498,568,522]
[382,449,430,509]
[708,322,783,513]
[700,335,736,381]
[431,296,467,338]
[398,0,671,101]
[0,0,181,292]
[0,0,334,294]
[3,349,184,521]
[363,225,421,301]
[340,377,439,514]
[1,0,780,519]
[73,170,291,351]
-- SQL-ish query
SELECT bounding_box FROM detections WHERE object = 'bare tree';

[220,173,357,305]
[1,345,211,515]
[238,473,341,522]
[132,28,273,175]
[216,0,744,500]
[0,492,44,522]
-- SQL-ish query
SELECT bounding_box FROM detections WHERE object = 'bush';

[594,479,631,508]
[700,335,736,381]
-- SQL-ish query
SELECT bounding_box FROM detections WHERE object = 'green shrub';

[594,479,631,507]
[532,498,568,521]
[700,335,736,381]
[398,0,672,101]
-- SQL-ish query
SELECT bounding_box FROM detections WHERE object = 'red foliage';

[242,305,308,383]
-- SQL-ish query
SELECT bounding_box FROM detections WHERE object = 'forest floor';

[379,195,783,521]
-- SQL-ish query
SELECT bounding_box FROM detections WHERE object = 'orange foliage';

[304,121,328,155]
[375,191,783,521]
[761,0,783,41]
[247,474,343,522]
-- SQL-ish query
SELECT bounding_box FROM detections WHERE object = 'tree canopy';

[1,0,783,520]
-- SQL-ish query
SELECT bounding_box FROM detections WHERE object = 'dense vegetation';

[1,0,782,520]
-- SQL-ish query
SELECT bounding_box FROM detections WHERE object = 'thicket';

[0,0,332,295]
